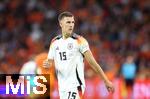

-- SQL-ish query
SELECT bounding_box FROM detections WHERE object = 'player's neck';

[62,33,71,39]
[62,35,69,39]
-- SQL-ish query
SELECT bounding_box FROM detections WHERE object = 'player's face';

[59,16,75,37]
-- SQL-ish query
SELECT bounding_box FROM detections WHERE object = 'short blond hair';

[58,11,74,21]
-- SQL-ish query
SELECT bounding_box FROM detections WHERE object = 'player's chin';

[67,31,72,35]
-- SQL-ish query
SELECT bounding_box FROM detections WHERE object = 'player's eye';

[67,21,71,23]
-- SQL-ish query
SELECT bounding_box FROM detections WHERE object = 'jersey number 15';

[59,52,67,60]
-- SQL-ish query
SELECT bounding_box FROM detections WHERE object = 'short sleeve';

[47,42,55,60]
[78,36,90,54]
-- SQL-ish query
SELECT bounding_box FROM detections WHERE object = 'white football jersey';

[48,33,89,92]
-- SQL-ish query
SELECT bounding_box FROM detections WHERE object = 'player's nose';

[70,24,74,28]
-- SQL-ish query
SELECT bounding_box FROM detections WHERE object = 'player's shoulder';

[71,33,87,44]
[71,33,86,40]
[71,33,80,39]
[51,35,62,43]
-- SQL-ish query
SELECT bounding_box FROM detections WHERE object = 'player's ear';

[59,21,62,27]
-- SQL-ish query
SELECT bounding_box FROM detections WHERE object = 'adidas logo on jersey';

[56,46,59,50]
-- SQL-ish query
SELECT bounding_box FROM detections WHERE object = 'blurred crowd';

[0,0,149,97]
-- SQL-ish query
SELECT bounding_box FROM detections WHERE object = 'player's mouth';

[69,28,73,31]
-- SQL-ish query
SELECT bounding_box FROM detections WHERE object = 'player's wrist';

[103,78,110,84]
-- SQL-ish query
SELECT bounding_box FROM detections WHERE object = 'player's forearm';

[84,51,109,82]
[89,59,109,82]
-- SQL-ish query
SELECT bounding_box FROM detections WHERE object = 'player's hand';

[104,80,115,93]
[43,59,51,68]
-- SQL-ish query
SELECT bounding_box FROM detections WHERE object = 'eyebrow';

[66,21,75,23]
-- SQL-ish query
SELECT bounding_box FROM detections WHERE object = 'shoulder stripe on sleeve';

[49,35,62,48]
[77,36,87,45]
[70,33,87,45]
[71,33,80,39]
[51,35,62,43]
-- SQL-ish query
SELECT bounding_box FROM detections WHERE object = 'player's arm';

[43,39,55,69]
[83,50,115,93]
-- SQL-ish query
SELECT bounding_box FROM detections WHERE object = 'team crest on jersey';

[67,43,73,50]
